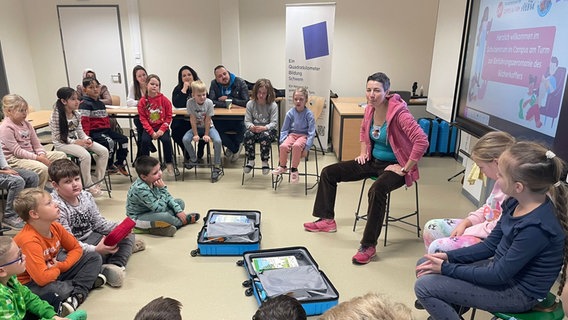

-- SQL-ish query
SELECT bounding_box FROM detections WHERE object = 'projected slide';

[465,0,567,138]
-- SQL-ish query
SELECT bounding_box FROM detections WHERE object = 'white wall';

[1,0,439,109]
[0,0,41,108]
[239,0,439,96]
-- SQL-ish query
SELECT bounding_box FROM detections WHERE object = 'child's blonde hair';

[319,292,413,320]
[14,188,49,222]
[0,236,13,265]
[2,94,28,115]
[471,131,515,163]
[294,87,309,100]
[191,80,207,94]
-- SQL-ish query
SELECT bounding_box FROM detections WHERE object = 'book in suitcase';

[237,246,339,316]
[190,209,261,256]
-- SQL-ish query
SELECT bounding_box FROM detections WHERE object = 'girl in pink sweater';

[423,131,515,253]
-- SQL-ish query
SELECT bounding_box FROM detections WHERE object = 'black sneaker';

[92,273,107,289]
[415,299,425,310]
[184,160,198,170]
[62,292,85,315]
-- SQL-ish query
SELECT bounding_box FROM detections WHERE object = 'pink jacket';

[360,94,429,186]
[0,117,46,160]
[463,183,507,238]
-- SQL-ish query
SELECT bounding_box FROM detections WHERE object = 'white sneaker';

[261,161,270,175]
[231,145,242,163]
[243,160,254,174]
[88,184,103,198]
[101,263,125,288]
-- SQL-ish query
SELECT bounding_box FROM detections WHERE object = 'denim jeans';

[0,168,39,220]
[182,127,222,166]
[414,257,538,319]
[132,199,186,228]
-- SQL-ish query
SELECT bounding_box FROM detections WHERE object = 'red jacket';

[360,94,429,187]
[137,93,173,135]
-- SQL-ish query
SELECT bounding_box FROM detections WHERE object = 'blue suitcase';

[418,118,438,156]
[436,119,458,156]
[238,246,339,316]
[191,209,261,256]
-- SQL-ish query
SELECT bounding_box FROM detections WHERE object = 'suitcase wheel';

[242,280,252,288]
[245,287,254,296]
[236,260,244,267]
[190,249,199,257]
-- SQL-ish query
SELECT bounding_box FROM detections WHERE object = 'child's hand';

[0,168,18,175]
[415,253,447,278]
[53,316,69,320]
[177,211,188,225]
[153,178,166,188]
[203,135,211,143]
[95,236,119,255]
[46,257,58,269]
[36,154,51,166]
[192,136,200,142]
[156,130,164,138]
[151,132,159,140]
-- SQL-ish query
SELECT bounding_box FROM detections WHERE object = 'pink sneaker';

[303,219,337,233]
[352,246,376,265]
[272,166,288,175]
[290,170,299,183]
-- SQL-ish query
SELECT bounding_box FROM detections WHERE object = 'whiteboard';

[426,0,468,122]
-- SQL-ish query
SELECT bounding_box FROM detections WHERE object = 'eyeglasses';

[0,250,23,267]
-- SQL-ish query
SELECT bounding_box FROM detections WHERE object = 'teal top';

[0,276,57,320]
[370,121,396,162]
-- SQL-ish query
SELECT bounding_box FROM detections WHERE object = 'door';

[58,5,128,104]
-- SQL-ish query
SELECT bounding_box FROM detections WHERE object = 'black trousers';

[312,159,405,247]
[90,128,129,166]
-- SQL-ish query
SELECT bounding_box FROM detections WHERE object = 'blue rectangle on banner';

[302,21,329,60]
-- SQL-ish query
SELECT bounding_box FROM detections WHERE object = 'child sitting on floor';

[0,235,75,319]
[126,156,200,237]
[49,159,145,288]
[13,188,104,315]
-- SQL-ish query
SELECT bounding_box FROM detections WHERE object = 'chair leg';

[383,192,391,247]
[353,178,368,231]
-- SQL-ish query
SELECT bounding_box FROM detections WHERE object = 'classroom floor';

[7,146,500,319]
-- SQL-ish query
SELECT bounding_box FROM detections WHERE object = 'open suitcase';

[190,209,261,256]
[237,246,339,316]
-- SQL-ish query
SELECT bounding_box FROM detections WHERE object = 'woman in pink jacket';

[303,72,429,265]
[423,131,514,253]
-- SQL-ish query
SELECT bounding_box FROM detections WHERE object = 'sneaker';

[148,225,177,237]
[303,219,337,233]
[101,263,125,288]
[231,144,243,163]
[63,293,85,314]
[60,301,75,317]
[2,215,25,230]
[211,167,223,182]
[225,148,234,160]
[352,245,376,265]
[106,165,118,174]
[92,273,107,289]
[88,184,103,198]
[272,166,288,175]
[165,163,175,177]
[261,161,270,175]
[243,160,254,174]
[290,170,299,183]
[184,159,198,170]
[415,299,425,310]
[185,212,201,224]
[116,164,129,176]
[132,238,146,253]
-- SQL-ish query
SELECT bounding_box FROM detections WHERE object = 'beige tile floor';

[8,147,503,319]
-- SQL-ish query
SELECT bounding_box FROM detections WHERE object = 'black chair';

[353,178,420,246]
